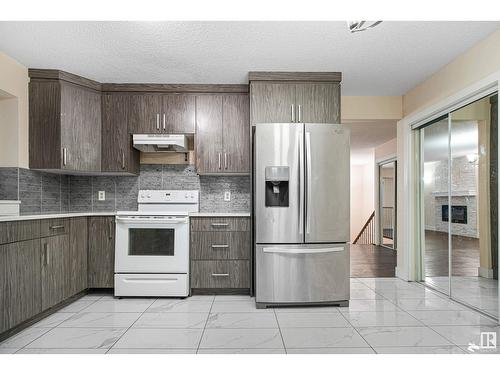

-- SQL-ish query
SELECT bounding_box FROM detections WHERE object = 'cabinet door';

[60,82,101,172]
[195,95,223,174]
[129,94,162,134]
[0,239,42,334]
[250,82,295,124]
[295,83,341,123]
[69,217,88,296]
[41,234,70,310]
[101,94,140,174]
[223,95,250,173]
[88,217,115,288]
[162,95,196,133]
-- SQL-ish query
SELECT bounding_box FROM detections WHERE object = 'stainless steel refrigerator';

[253,123,350,308]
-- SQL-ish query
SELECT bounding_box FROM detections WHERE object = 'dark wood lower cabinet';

[41,234,70,311]
[190,217,251,294]
[88,216,115,288]
[0,239,42,333]
[191,260,250,289]
[69,217,88,296]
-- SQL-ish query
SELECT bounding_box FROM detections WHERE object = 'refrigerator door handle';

[263,246,345,254]
[305,131,312,234]
[298,130,304,235]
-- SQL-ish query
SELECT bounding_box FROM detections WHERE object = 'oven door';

[115,216,189,273]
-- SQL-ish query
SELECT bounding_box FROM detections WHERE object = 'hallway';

[351,244,397,278]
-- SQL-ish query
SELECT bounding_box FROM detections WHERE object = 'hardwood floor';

[423,230,480,277]
[350,244,397,278]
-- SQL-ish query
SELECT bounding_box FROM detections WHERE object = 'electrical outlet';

[224,191,231,201]
[98,191,105,201]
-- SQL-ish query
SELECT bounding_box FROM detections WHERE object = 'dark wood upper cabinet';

[250,82,296,124]
[101,94,140,175]
[128,94,162,134]
[29,70,102,173]
[161,95,196,133]
[223,95,250,173]
[195,95,223,174]
[128,94,196,134]
[196,94,249,175]
[295,83,340,123]
[249,72,342,125]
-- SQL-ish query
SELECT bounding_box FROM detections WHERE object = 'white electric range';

[114,190,199,297]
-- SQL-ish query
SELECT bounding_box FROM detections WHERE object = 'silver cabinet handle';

[224,152,227,170]
[62,148,67,166]
[44,242,49,266]
[305,132,312,235]
[211,223,229,227]
[211,273,229,277]
[49,225,64,230]
[156,113,160,130]
[109,219,113,239]
[163,113,166,130]
[211,244,229,249]
[121,151,125,169]
[298,105,302,122]
[218,152,221,169]
[291,104,295,122]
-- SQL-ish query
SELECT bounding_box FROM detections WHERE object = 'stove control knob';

[147,194,151,198]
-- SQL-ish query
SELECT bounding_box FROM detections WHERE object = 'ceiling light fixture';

[347,21,383,33]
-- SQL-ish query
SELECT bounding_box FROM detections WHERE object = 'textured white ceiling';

[0,21,498,95]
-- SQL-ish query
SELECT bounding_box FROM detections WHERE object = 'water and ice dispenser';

[265,166,289,207]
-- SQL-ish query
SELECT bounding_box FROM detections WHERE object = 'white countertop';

[189,212,250,217]
[0,212,116,222]
[0,211,251,222]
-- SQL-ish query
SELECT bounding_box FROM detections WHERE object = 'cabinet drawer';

[0,220,40,245]
[191,231,250,260]
[40,218,69,237]
[190,217,250,232]
[191,260,250,289]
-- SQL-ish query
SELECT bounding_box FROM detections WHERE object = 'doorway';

[379,160,397,250]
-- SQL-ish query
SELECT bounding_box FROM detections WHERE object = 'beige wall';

[375,138,397,161]
[342,96,403,121]
[0,52,29,168]
[403,29,500,117]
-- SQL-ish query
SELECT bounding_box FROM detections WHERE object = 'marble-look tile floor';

[1,278,498,354]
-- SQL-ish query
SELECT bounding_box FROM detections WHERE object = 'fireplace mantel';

[432,190,476,197]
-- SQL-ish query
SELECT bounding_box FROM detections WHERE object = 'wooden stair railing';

[353,211,375,244]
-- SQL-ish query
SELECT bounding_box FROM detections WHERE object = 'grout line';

[337,307,377,354]
[195,295,216,354]
[272,308,287,354]
[12,294,104,353]
[104,297,158,354]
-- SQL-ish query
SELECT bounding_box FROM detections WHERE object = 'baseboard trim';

[478,267,494,279]
[0,289,88,343]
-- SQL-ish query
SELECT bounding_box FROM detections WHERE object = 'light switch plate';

[224,191,231,201]
[98,191,105,201]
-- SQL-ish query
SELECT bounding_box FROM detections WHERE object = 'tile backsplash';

[0,165,250,215]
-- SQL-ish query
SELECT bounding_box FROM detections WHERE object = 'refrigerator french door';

[253,123,350,307]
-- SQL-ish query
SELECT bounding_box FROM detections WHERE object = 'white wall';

[350,151,375,242]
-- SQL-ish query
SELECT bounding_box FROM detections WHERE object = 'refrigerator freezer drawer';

[255,243,350,305]
[114,273,189,297]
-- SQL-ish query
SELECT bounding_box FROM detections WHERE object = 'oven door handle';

[115,216,188,224]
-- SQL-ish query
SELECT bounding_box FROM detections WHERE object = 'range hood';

[133,134,188,153]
